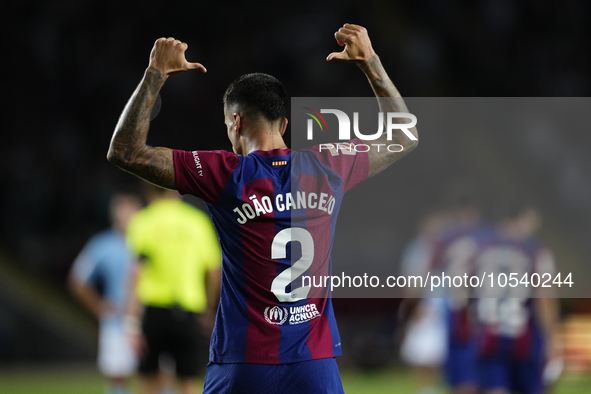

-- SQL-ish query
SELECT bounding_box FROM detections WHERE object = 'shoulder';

[175,149,241,173]
[157,200,211,227]
[173,149,242,202]
[298,139,369,187]
[73,230,113,270]
[86,229,115,248]
[127,208,151,238]
[128,206,149,224]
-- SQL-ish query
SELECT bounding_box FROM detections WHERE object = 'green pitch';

[0,368,589,393]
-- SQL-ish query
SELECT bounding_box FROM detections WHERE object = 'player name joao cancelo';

[233,192,335,224]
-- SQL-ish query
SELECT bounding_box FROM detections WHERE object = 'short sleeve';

[173,150,240,203]
[70,239,100,284]
[304,138,369,193]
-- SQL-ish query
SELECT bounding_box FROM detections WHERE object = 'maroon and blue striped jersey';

[472,236,555,345]
[173,140,369,364]
[471,236,555,394]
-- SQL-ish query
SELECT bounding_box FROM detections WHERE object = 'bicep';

[124,146,177,190]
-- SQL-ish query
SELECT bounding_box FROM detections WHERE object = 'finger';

[187,62,207,73]
[333,31,344,46]
[326,51,347,61]
[344,23,366,31]
[181,42,188,51]
[337,28,356,45]
[335,31,352,44]
[338,27,355,35]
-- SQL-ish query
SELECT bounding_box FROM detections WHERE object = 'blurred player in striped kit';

[472,204,560,394]
[426,197,494,394]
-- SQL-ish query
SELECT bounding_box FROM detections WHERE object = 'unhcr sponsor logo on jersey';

[264,304,321,325]
[264,306,288,325]
[289,303,321,325]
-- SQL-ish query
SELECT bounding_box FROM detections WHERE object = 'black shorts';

[139,306,208,378]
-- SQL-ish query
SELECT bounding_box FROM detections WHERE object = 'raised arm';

[327,24,418,177]
[107,37,206,189]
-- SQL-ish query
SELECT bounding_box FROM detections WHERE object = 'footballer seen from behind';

[108,23,418,394]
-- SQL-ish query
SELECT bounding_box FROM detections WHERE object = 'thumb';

[326,51,347,61]
[187,62,207,73]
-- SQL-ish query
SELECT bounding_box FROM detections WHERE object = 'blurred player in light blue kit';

[472,205,560,394]
[69,193,142,394]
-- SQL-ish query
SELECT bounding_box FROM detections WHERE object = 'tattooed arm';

[107,37,206,189]
[327,24,418,177]
[107,68,175,188]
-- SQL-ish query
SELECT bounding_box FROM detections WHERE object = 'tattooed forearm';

[359,55,404,107]
[107,68,177,189]
[358,55,418,177]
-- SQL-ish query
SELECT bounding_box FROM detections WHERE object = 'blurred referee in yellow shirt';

[126,185,221,394]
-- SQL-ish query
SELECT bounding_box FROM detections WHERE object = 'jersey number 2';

[271,228,314,303]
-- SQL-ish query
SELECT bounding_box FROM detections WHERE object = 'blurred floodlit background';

[2,1,591,393]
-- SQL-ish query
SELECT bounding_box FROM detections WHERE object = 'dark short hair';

[223,73,288,122]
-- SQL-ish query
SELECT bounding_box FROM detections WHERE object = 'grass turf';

[0,367,590,393]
